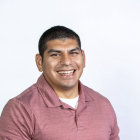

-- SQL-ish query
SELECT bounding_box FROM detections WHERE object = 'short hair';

[38,26,81,57]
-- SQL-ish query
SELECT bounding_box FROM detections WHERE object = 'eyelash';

[50,54,60,56]
[71,52,79,55]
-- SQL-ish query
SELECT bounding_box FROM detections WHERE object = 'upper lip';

[56,69,76,72]
[57,69,74,71]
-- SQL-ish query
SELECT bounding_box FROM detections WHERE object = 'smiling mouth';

[57,70,76,76]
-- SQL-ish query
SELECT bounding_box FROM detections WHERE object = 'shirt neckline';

[36,74,93,109]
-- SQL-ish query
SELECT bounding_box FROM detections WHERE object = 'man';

[0,26,119,140]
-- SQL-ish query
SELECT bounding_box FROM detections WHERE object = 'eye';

[70,51,79,55]
[50,53,61,57]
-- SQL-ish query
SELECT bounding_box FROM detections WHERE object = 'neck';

[43,74,79,99]
[55,87,79,99]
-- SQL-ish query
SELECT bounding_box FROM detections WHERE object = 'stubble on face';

[41,39,85,96]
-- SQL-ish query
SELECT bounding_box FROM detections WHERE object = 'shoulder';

[83,85,110,103]
[83,84,117,119]
[0,86,36,139]
[82,84,116,115]
[82,85,119,137]
[1,84,40,123]
[13,83,39,106]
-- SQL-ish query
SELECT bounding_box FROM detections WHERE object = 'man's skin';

[36,38,85,99]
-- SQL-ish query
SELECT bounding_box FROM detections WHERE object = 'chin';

[59,82,77,90]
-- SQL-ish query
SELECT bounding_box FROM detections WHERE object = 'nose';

[60,54,72,66]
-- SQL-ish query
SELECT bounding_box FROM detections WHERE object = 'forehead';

[45,39,79,50]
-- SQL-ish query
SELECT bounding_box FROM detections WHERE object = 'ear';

[81,50,86,68]
[35,54,43,72]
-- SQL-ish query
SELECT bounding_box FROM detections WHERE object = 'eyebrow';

[47,49,61,53]
[47,47,81,53]
[70,47,81,52]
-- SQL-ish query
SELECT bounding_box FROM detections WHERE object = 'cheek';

[75,58,84,68]
[42,60,58,72]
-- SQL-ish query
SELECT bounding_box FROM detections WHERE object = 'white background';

[0,0,140,139]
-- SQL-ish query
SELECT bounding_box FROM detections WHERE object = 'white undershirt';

[59,96,79,109]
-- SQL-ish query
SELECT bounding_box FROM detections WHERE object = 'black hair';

[38,26,81,57]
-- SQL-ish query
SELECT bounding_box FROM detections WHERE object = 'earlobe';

[35,54,43,72]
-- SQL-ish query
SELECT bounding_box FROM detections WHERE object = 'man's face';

[36,38,85,91]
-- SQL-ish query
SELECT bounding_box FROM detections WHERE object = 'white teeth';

[58,70,74,74]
